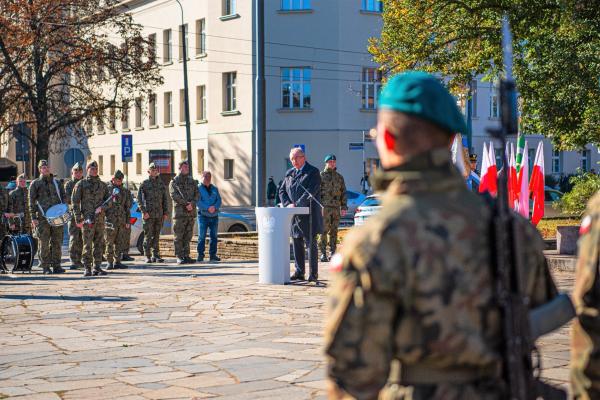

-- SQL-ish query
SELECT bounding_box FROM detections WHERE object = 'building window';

[96,111,105,134]
[195,19,206,55]
[281,67,311,109]
[163,29,172,63]
[178,23,188,60]
[362,0,383,12]
[135,97,142,128]
[224,159,234,180]
[196,85,206,121]
[121,101,129,130]
[164,92,172,124]
[361,67,382,109]
[223,72,237,111]
[109,108,116,132]
[489,85,499,118]
[223,0,236,16]
[469,80,478,118]
[99,155,104,176]
[148,33,156,62]
[136,153,142,175]
[149,93,157,126]
[581,149,591,172]
[197,149,205,173]
[110,154,115,175]
[281,0,311,10]
[179,89,186,123]
[552,149,562,174]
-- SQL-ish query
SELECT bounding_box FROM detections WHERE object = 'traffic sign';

[122,134,133,162]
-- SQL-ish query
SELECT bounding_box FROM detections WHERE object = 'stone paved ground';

[0,259,573,399]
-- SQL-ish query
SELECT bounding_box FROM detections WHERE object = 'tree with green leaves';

[370,0,599,149]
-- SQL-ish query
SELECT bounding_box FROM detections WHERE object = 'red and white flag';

[508,143,519,210]
[479,142,498,196]
[529,142,545,225]
[517,141,529,218]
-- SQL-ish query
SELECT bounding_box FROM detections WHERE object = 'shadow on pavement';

[0,294,136,302]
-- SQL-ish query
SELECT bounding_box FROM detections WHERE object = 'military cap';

[72,162,83,171]
[379,71,468,136]
[17,173,26,180]
[148,162,158,170]
[87,160,98,169]
[469,153,478,162]
[113,170,124,179]
[178,160,189,168]
[38,159,48,168]
[324,154,336,162]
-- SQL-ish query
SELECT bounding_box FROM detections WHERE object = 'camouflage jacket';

[64,177,82,209]
[571,192,600,399]
[169,173,199,219]
[71,175,111,223]
[0,185,7,214]
[8,187,31,225]
[28,174,66,220]
[137,176,168,219]
[320,167,347,210]
[105,183,131,225]
[325,148,558,400]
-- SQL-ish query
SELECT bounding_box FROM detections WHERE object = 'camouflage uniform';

[0,185,8,239]
[104,178,131,266]
[118,188,133,258]
[571,192,600,399]
[325,149,558,400]
[138,175,168,260]
[319,166,347,257]
[169,172,199,261]
[64,176,83,267]
[72,173,110,275]
[8,186,31,234]
[29,173,65,272]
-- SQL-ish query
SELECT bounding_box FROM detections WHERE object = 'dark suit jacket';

[279,162,323,238]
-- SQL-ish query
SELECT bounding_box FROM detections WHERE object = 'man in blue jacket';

[197,171,221,262]
[279,147,323,282]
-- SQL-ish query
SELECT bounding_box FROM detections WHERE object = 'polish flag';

[479,142,498,196]
[517,141,529,218]
[508,143,519,210]
[529,142,545,225]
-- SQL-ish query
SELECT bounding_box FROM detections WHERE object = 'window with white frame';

[362,67,382,109]
[196,85,206,120]
[581,149,591,172]
[362,0,383,12]
[109,108,116,132]
[121,101,129,130]
[552,149,562,174]
[223,72,237,111]
[149,93,157,126]
[281,67,311,109]
[163,29,172,63]
[223,0,236,16]
[196,19,206,55]
[148,33,156,62]
[489,84,499,118]
[178,24,188,60]
[164,92,172,124]
[281,0,311,10]
[134,97,142,128]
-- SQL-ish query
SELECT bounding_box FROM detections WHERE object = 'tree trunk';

[35,114,50,163]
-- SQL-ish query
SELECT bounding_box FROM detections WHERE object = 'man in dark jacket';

[279,147,323,282]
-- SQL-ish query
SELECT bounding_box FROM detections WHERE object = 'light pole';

[175,0,193,178]
[254,0,266,206]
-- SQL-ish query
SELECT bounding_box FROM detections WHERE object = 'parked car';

[130,199,254,254]
[346,189,366,217]
[353,195,381,226]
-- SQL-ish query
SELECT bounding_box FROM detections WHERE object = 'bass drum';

[1,235,37,273]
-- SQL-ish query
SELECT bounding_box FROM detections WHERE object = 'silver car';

[353,195,381,226]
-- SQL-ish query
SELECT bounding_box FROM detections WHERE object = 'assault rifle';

[486,16,573,400]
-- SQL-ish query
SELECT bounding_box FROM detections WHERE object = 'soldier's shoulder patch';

[580,215,593,235]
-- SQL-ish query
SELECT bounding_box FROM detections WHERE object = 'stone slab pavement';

[0,259,573,399]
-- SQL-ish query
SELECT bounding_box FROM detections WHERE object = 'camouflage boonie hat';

[87,160,98,169]
[148,162,158,170]
[38,160,48,169]
[178,160,189,168]
[72,162,83,171]
[113,170,124,180]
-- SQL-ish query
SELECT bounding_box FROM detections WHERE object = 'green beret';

[324,154,336,162]
[379,71,467,135]
[87,160,98,169]
[72,162,83,171]
[113,170,124,179]
[38,160,48,168]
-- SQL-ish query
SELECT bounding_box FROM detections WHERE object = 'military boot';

[145,256,153,264]
[106,262,115,270]
[93,265,107,276]
[42,266,53,275]
[69,263,81,270]
[320,253,329,262]
[114,262,127,269]
[52,265,65,274]
[121,254,134,261]
[83,267,92,277]
[153,257,165,263]
[176,258,185,265]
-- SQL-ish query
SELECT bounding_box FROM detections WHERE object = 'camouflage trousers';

[173,217,194,259]
[376,383,505,400]
[35,220,64,268]
[119,224,131,255]
[68,218,83,266]
[104,220,125,264]
[571,315,600,399]
[143,217,162,258]
[319,206,340,255]
[82,220,105,268]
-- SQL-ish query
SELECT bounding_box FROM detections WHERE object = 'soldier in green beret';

[324,71,559,399]
[104,170,131,270]
[7,174,31,235]
[319,154,347,262]
[137,162,168,263]
[169,160,199,264]
[64,162,84,269]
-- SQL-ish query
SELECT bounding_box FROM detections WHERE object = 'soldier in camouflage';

[64,162,84,269]
[119,188,134,262]
[169,160,199,264]
[7,174,31,235]
[0,173,8,240]
[72,161,111,277]
[28,160,66,274]
[325,72,559,399]
[104,170,131,270]
[319,154,347,262]
[571,193,600,399]
[138,163,168,263]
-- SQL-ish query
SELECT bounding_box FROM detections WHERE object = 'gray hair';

[289,147,305,159]
[201,170,212,178]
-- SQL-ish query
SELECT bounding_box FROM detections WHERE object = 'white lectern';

[255,207,309,284]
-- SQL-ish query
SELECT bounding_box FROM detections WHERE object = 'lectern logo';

[261,216,275,233]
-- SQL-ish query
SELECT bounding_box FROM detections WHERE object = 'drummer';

[7,174,31,234]
[28,160,67,274]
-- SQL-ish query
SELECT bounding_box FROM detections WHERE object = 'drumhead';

[1,235,35,273]
[46,203,68,218]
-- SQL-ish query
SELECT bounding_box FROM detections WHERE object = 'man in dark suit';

[279,147,323,282]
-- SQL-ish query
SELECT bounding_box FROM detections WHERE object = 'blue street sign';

[122,134,133,162]
[349,142,364,151]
